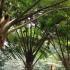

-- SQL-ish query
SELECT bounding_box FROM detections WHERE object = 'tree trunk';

[62,58,70,70]
[25,62,33,70]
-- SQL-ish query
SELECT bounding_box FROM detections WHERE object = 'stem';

[25,62,33,70]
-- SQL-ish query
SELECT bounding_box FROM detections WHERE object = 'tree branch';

[18,0,41,17]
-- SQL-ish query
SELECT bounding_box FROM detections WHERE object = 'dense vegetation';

[0,0,70,70]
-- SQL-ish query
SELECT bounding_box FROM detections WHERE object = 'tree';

[0,0,68,47]
[45,9,70,70]
[0,0,69,70]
